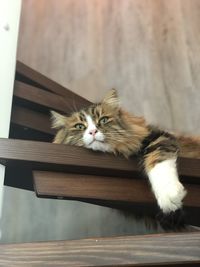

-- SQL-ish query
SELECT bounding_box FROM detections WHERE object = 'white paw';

[157,181,187,214]
[148,158,187,214]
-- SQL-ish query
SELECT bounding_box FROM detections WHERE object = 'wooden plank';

[178,157,200,181]
[33,171,200,208]
[11,105,55,135]
[14,80,82,114]
[16,61,91,108]
[9,123,53,143]
[0,138,200,179]
[0,138,139,177]
[33,171,154,203]
[0,232,199,266]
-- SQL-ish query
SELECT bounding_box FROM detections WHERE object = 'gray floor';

[1,0,200,243]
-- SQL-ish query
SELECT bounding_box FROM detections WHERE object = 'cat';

[51,89,200,226]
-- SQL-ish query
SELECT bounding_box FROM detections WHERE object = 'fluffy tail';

[176,135,200,159]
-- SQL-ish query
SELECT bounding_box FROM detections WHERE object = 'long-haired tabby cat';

[51,89,200,227]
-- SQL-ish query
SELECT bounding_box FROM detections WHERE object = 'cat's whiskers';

[51,89,196,222]
[103,129,134,133]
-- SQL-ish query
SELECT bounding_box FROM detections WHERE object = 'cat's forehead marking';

[88,104,103,119]
[86,115,95,127]
[83,113,96,129]
[79,111,86,122]
[90,105,96,116]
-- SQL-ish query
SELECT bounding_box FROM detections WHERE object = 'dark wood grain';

[0,232,199,266]
[14,80,80,114]
[0,138,139,177]
[33,171,154,203]
[33,171,200,208]
[0,138,200,179]
[11,105,55,135]
[178,157,200,181]
[16,61,91,109]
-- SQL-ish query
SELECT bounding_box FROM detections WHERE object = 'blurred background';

[1,0,200,243]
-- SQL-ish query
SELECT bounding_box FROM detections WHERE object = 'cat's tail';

[176,134,200,159]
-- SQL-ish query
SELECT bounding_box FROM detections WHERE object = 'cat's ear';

[102,89,119,110]
[51,110,68,129]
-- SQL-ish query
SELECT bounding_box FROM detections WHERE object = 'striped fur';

[51,89,200,216]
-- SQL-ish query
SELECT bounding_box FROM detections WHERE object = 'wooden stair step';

[11,60,91,138]
[14,80,75,114]
[0,232,199,266]
[11,105,54,136]
[15,61,91,107]
[0,138,141,177]
[33,171,200,208]
[0,138,200,179]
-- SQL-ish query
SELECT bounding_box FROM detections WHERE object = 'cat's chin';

[85,140,113,153]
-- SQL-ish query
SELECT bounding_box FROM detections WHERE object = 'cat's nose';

[89,129,98,136]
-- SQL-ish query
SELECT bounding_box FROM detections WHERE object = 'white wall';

[0,0,21,238]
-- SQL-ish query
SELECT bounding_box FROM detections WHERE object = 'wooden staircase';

[0,61,199,266]
[0,232,199,266]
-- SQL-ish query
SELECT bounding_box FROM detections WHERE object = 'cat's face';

[51,89,127,153]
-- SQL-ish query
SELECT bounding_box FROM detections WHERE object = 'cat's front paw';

[148,158,187,214]
[157,181,187,214]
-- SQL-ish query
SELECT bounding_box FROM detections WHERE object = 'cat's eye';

[99,116,109,124]
[75,123,86,130]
